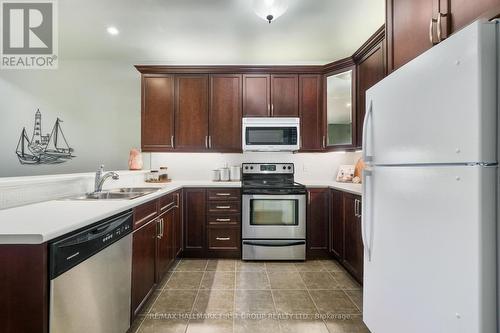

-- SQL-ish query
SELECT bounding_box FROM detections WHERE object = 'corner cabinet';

[354,27,386,148]
[299,75,324,151]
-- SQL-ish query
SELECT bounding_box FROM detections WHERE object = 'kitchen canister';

[230,166,241,181]
[219,167,230,182]
[211,169,221,182]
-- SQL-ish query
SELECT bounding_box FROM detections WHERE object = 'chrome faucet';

[94,165,119,192]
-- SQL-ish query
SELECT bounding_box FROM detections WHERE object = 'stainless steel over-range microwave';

[242,118,300,152]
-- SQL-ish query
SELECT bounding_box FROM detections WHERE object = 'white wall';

[148,151,362,182]
[0,60,141,177]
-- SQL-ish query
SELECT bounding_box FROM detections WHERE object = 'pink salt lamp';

[128,148,143,170]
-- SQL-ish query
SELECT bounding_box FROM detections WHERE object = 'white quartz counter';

[0,180,361,244]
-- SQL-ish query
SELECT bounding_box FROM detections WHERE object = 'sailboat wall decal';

[16,109,76,165]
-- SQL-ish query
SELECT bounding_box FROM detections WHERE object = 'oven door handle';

[243,240,306,247]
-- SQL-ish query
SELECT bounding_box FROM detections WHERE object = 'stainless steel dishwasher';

[49,210,133,333]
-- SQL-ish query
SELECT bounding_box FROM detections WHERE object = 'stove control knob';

[244,166,249,170]
[287,166,292,170]
[250,166,254,170]
[283,166,286,170]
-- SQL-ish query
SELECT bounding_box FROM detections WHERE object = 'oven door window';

[246,127,297,145]
[250,199,298,226]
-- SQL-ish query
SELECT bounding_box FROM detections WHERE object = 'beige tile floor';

[128,259,370,333]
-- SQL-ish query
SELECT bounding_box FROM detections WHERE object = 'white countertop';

[0,180,361,244]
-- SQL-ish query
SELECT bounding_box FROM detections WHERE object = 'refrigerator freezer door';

[364,21,497,165]
[362,165,497,333]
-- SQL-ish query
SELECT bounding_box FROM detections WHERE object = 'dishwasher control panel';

[49,210,133,279]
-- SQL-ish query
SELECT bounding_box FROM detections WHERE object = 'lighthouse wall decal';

[16,109,76,165]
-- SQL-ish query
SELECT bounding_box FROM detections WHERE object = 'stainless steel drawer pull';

[216,193,231,196]
[216,237,230,241]
[216,218,231,222]
[216,206,231,209]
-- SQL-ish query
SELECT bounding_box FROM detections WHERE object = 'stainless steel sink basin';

[67,187,160,200]
[108,187,160,194]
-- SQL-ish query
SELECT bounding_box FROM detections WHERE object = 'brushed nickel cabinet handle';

[322,136,326,149]
[429,17,438,45]
[208,136,212,149]
[216,193,231,196]
[271,104,274,115]
[205,136,208,149]
[437,12,447,43]
[216,206,231,209]
[171,135,174,148]
[216,218,231,222]
[268,104,271,115]
[216,237,231,241]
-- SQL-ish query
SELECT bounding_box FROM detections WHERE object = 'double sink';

[69,187,161,200]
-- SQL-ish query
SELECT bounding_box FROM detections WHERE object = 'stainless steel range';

[241,163,306,260]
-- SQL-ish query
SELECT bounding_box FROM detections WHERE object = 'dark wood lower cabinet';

[342,193,364,283]
[0,244,48,333]
[306,188,330,258]
[132,191,183,321]
[329,189,363,284]
[330,189,344,259]
[183,188,207,257]
[131,218,158,318]
[156,209,174,282]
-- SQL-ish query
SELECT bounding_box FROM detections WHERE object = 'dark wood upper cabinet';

[306,188,330,258]
[183,188,206,257]
[387,0,500,72]
[342,193,363,283]
[299,75,323,151]
[141,76,175,151]
[209,74,242,151]
[448,0,500,32]
[271,74,299,117]
[386,0,435,71]
[243,74,271,117]
[330,189,344,259]
[355,28,386,148]
[174,75,209,150]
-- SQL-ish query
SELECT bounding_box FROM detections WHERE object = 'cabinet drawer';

[207,188,241,201]
[208,201,240,214]
[159,193,175,212]
[207,214,240,225]
[208,226,240,250]
[134,200,158,229]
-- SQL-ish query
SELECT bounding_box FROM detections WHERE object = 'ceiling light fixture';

[107,26,119,36]
[253,0,289,24]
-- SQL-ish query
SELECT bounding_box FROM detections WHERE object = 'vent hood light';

[253,0,289,23]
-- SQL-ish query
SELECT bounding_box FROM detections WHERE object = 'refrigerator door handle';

[362,100,373,163]
[362,168,373,261]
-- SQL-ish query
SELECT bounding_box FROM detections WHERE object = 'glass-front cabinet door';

[326,69,354,147]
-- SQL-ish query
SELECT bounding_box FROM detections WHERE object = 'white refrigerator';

[362,20,498,333]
